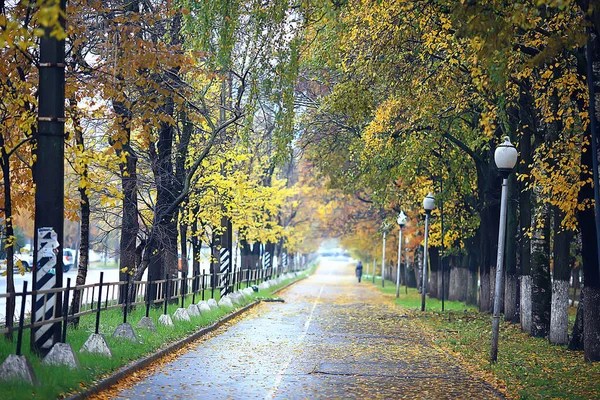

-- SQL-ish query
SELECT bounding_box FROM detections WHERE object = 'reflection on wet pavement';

[113,260,503,399]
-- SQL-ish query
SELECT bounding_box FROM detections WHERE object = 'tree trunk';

[428,246,439,299]
[146,13,183,300]
[518,114,533,332]
[574,38,600,360]
[113,101,139,304]
[406,256,417,288]
[69,117,91,325]
[466,234,480,306]
[415,246,423,292]
[530,185,551,338]
[568,291,584,351]
[479,234,491,312]
[1,143,15,341]
[191,217,201,292]
[440,255,451,303]
[180,223,188,275]
[550,207,573,344]
[449,253,468,302]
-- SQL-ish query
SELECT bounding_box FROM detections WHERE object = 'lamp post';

[421,193,435,311]
[396,211,408,298]
[405,236,409,295]
[490,137,518,362]
[372,259,376,284]
[381,222,389,288]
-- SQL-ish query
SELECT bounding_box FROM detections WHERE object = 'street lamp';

[421,192,435,311]
[405,236,409,295]
[490,136,518,362]
[381,222,390,288]
[396,211,408,298]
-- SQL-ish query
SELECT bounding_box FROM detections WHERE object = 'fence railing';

[0,262,305,347]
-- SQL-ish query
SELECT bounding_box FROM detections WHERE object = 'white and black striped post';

[216,217,233,297]
[31,228,62,356]
[263,250,271,279]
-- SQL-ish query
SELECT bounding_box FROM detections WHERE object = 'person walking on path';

[355,261,363,282]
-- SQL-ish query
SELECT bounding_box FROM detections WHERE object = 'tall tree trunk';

[479,229,490,312]
[180,222,188,275]
[191,216,201,292]
[550,206,573,345]
[113,101,139,304]
[449,252,468,302]
[415,246,423,292]
[569,291,585,351]
[1,142,15,341]
[518,103,533,332]
[69,111,91,324]
[428,246,439,299]
[572,37,600,360]
[584,27,600,363]
[147,93,178,288]
[466,233,480,306]
[146,12,183,299]
[530,184,551,338]
[175,108,193,280]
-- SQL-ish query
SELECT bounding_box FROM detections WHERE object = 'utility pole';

[31,0,66,356]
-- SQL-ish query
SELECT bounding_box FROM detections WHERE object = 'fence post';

[231,266,236,293]
[123,274,130,324]
[7,290,14,340]
[164,273,170,315]
[95,272,104,334]
[16,281,28,356]
[201,269,206,301]
[61,278,71,342]
[145,277,151,318]
[182,271,187,309]
[211,271,215,299]
[192,273,197,304]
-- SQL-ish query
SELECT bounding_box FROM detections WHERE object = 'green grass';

[365,275,476,312]
[366,275,600,399]
[0,267,314,400]
[424,311,600,399]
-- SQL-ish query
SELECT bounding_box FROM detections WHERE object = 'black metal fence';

[0,261,306,355]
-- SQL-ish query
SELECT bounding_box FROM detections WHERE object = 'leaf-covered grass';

[369,276,476,312]
[0,269,312,399]
[369,278,600,399]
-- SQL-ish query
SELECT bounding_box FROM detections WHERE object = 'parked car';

[62,248,75,272]
[15,251,33,272]
[0,250,34,273]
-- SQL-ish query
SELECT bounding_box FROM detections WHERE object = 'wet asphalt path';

[113,260,502,399]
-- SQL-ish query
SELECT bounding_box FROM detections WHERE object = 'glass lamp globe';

[495,136,518,173]
[423,192,435,212]
[397,211,408,227]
